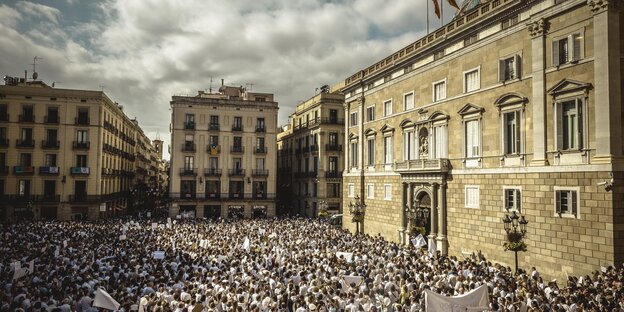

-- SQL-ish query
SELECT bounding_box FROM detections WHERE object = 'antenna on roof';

[209,77,213,93]
[30,56,42,81]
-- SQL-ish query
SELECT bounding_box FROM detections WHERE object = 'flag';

[411,234,427,249]
[13,267,28,280]
[242,237,250,251]
[93,287,121,311]
[428,239,437,256]
[425,284,489,311]
[447,0,460,10]
[432,0,441,18]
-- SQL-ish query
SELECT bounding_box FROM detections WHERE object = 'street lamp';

[502,209,528,273]
[405,198,429,236]
[348,195,366,235]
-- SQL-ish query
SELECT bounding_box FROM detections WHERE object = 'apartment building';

[169,84,278,219]
[0,79,159,221]
[341,0,623,279]
[277,90,345,217]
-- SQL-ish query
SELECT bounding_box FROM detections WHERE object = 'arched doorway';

[409,191,431,236]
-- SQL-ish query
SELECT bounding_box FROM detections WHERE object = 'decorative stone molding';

[588,0,620,13]
[527,18,547,38]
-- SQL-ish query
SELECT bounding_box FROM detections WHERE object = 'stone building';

[168,84,278,219]
[341,0,623,279]
[0,78,158,221]
[277,89,345,217]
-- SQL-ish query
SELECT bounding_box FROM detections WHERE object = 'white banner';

[341,275,364,287]
[425,284,489,312]
[93,287,120,311]
[336,252,353,263]
[412,234,427,249]
[153,251,165,260]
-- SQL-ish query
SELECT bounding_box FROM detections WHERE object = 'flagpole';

[441,0,444,27]
[427,0,430,34]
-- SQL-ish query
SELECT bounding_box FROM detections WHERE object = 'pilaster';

[528,18,549,166]
[436,182,448,255]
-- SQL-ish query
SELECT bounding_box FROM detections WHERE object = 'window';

[233,136,242,148]
[18,180,31,196]
[403,130,417,160]
[367,138,375,166]
[209,135,219,147]
[383,136,393,164]
[256,158,265,170]
[233,158,242,170]
[384,185,392,200]
[465,120,480,158]
[77,108,89,124]
[21,128,33,141]
[464,34,478,46]
[210,115,219,129]
[503,111,521,155]
[76,130,88,143]
[556,98,583,150]
[45,154,57,167]
[465,185,480,208]
[209,157,219,169]
[184,156,194,169]
[404,92,414,110]
[350,141,358,168]
[434,50,445,60]
[366,106,375,122]
[20,153,32,166]
[499,55,520,82]
[233,116,243,129]
[76,155,88,167]
[256,137,265,149]
[432,125,448,158]
[256,118,265,131]
[348,184,355,198]
[503,188,522,212]
[367,184,374,199]
[464,68,480,93]
[327,183,340,198]
[329,109,338,123]
[501,14,519,30]
[383,100,392,116]
[433,81,446,102]
[350,112,358,126]
[328,157,338,172]
[555,187,579,218]
[328,132,338,146]
[552,32,582,66]
[185,114,195,124]
[46,129,58,142]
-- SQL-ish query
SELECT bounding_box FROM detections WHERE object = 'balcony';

[19,114,34,123]
[322,117,344,125]
[255,126,266,133]
[254,146,267,154]
[184,121,195,130]
[40,195,60,203]
[182,143,196,152]
[74,117,90,125]
[229,192,244,199]
[207,145,221,155]
[205,192,221,199]
[0,166,8,175]
[179,168,197,176]
[252,169,269,177]
[325,171,342,178]
[204,168,222,176]
[231,146,245,153]
[209,123,220,131]
[70,167,90,175]
[42,140,60,149]
[394,158,450,173]
[231,124,243,132]
[13,166,35,175]
[0,139,8,147]
[72,141,90,150]
[0,113,8,122]
[228,169,245,176]
[16,139,35,148]
[69,194,100,203]
[45,115,60,124]
[325,144,342,152]
[39,166,60,175]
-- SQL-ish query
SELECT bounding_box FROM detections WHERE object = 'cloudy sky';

[0,0,457,159]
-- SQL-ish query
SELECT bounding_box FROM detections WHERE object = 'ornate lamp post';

[348,195,366,235]
[405,198,429,236]
[502,209,529,273]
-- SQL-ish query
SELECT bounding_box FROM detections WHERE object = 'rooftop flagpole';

[427,0,430,34]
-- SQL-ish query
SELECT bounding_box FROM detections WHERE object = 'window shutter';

[514,111,521,154]
[572,34,581,61]
[515,189,521,212]
[498,60,505,82]
[577,99,583,149]
[503,114,509,154]
[555,191,562,214]
[556,103,563,150]
[572,191,578,216]
[552,40,560,66]
[514,55,521,79]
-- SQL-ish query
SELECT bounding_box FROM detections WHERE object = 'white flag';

[242,237,250,251]
[428,239,437,256]
[411,234,427,249]
[93,287,121,311]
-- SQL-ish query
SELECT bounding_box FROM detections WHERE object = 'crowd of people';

[1,217,624,311]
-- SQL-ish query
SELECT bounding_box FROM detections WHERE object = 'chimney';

[221,79,224,86]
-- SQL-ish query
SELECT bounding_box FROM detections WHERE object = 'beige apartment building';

[169,84,278,219]
[277,90,345,216]
[0,79,160,221]
[341,0,623,279]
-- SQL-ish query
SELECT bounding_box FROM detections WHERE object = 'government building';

[277,88,345,217]
[341,0,623,279]
[168,83,278,219]
[0,78,162,221]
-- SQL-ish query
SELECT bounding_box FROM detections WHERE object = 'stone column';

[590,0,623,162]
[344,102,350,172]
[399,182,408,244]
[528,18,549,166]
[436,182,448,255]
[429,183,439,248]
